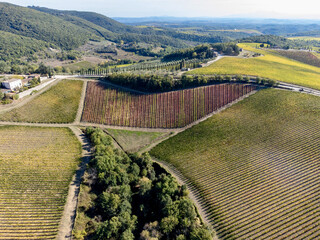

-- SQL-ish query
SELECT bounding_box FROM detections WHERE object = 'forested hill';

[0,3,94,50]
[29,6,188,48]
[0,2,187,51]
[29,6,136,34]
[29,6,235,47]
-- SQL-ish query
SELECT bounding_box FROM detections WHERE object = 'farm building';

[1,79,22,90]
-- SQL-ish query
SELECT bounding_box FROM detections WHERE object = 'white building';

[2,79,22,91]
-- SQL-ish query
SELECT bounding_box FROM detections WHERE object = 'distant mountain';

[115,16,320,36]
[115,16,320,25]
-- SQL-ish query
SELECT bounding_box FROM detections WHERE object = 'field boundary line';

[0,89,259,132]
[74,80,88,124]
[138,89,259,153]
[57,127,92,240]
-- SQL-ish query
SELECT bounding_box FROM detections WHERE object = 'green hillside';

[0,3,94,50]
[30,6,134,34]
[30,6,188,48]
[0,30,50,62]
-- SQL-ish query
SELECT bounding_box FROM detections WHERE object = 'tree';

[98,192,121,219]
[225,47,234,55]
[178,198,196,222]
[224,75,232,82]
[236,75,243,82]
[37,63,49,75]
[255,76,261,84]
[121,229,134,240]
[192,52,197,58]
[160,216,179,234]
[139,177,152,196]
[119,211,137,233]
[95,217,122,239]
[190,225,215,240]
[140,221,162,240]
[11,65,22,74]
[0,61,8,73]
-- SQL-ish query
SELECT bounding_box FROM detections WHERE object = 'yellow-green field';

[288,36,320,41]
[0,126,81,239]
[109,63,133,68]
[191,43,320,90]
[0,80,83,123]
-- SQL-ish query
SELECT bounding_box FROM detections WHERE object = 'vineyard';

[106,128,169,153]
[274,49,320,68]
[192,43,320,90]
[150,89,320,239]
[81,82,256,128]
[0,126,81,239]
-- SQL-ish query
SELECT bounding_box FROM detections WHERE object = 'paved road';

[201,54,224,67]
[277,82,320,97]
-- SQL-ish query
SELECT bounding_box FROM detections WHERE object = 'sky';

[3,0,320,19]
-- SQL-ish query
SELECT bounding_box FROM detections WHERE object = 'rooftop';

[3,79,22,83]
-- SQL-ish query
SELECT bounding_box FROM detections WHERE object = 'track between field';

[57,127,93,239]
[1,78,319,239]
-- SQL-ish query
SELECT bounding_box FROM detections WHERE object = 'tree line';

[239,35,313,50]
[162,43,240,62]
[104,73,277,93]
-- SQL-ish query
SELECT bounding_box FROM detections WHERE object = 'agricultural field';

[107,128,170,152]
[150,89,320,239]
[288,36,320,41]
[82,82,256,128]
[274,49,320,68]
[63,61,97,72]
[0,126,81,239]
[191,43,320,90]
[0,80,83,123]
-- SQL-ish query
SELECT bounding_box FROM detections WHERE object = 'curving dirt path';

[57,126,92,240]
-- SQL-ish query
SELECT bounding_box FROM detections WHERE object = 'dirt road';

[56,127,92,240]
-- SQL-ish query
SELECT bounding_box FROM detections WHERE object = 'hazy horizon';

[3,0,320,20]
